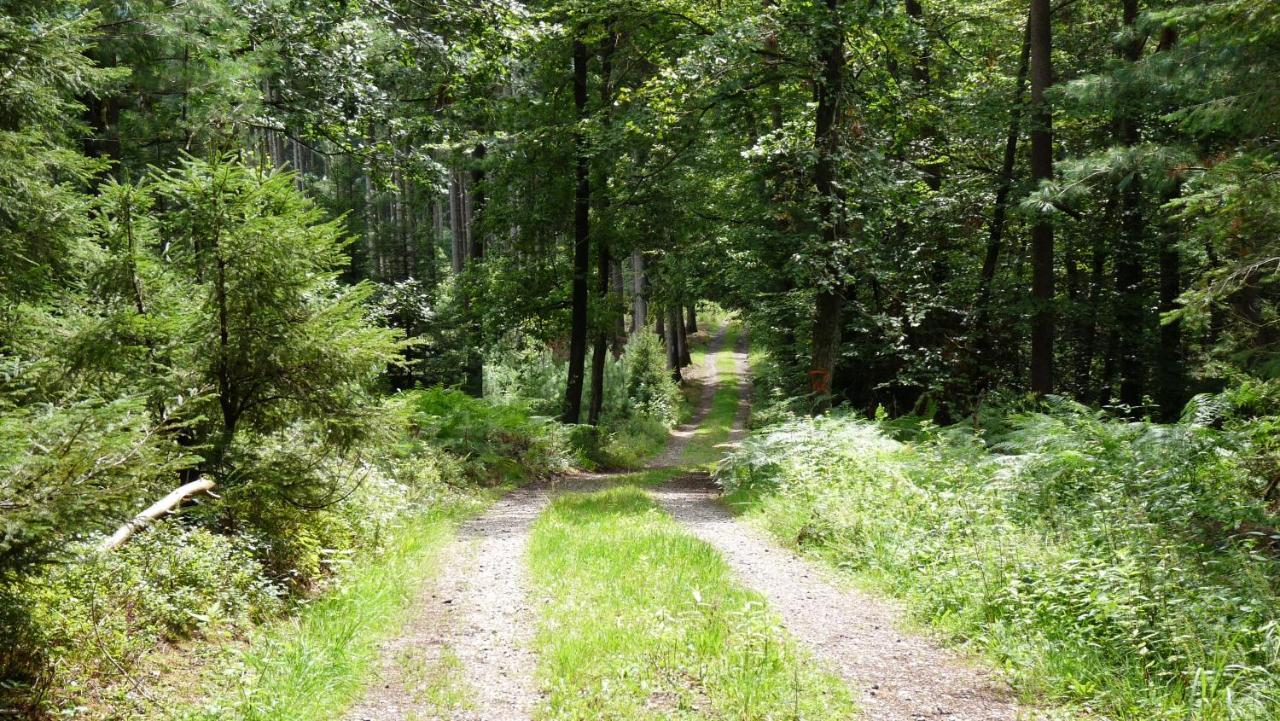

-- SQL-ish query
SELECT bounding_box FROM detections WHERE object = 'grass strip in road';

[172,494,491,721]
[680,323,745,469]
[528,484,856,721]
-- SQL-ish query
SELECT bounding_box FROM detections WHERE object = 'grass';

[526,484,857,721]
[717,411,1280,721]
[170,492,493,721]
[680,323,745,468]
[525,324,858,719]
[398,644,475,719]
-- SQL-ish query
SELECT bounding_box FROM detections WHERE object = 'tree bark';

[463,143,487,398]
[1028,0,1055,395]
[975,31,1030,314]
[809,0,846,413]
[449,169,465,276]
[1155,27,1185,421]
[469,143,487,263]
[1115,0,1147,411]
[588,30,619,425]
[970,28,1031,395]
[685,304,698,333]
[677,305,692,366]
[905,0,942,191]
[562,39,591,424]
[666,304,684,382]
[1156,183,1184,420]
[631,251,648,332]
[611,257,626,355]
[1075,197,1115,398]
[588,237,610,425]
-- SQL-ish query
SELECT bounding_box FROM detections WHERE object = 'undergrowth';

[171,492,489,721]
[487,330,681,470]
[9,389,568,718]
[718,399,1280,720]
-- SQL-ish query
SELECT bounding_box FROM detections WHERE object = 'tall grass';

[718,405,1280,720]
[172,495,490,721]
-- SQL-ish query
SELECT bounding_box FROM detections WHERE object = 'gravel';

[648,330,1040,721]
[345,327,729,720]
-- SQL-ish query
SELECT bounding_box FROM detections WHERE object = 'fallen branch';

[98,478,216,552]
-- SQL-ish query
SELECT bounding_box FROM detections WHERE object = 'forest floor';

[343,324,1039,721]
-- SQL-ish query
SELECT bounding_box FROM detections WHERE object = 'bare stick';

[98,478,216,552]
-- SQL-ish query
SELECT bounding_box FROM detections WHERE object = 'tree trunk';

[588,30,619,425]
[970,29,1031,395]
[1028,0,1055,395]
[1155,27,1184,421]
[1075,198,1114,398]
[631,251,648,332]
[611,257,626,355]
[1156,186,1184,420]
[666,304,683,382]
[1115,0,1147,411]
[809,0,846,413]
[677,306,692,366]
[975,30,1029,315]
[562,39,591,424]
[811,290,843,409]
[588,241,610,426]
[463,144,487,398]
[904,0,942,191]
[449,169,465,276]
[99,479,216,552]
[685,304,698,333]
[469,143,487,263]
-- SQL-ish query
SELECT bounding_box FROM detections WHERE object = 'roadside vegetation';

[173,500,481,721]
[720,389,1280,720]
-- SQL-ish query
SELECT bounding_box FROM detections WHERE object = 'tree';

[1028,0,1055,394]
[563,38,592,424]
[152,156,403,468]
[809,0,847,413]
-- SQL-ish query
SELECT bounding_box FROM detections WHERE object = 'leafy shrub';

[484,332,681,469]
[21,522,282,716]
[402,387,571,483]
[592,415,671,469]
[622,332,680,427]
[719,406,1280,720]
[0,389,196,584]
[485,341,568,417]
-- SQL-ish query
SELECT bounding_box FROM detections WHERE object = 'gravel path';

[343,483,552,721]
[344,326,730,721]
[648,332,1038,721]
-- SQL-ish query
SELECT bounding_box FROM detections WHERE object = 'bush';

[14,523,283,716]
[0,390,195,584]
[484,332,682,469]
[719,406,1280,720]
[401,387,571,483]
[622,332,680,427]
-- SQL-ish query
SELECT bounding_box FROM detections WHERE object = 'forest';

[2,0,1280,719]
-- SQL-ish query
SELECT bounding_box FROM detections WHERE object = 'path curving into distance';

[348,322,1037,721]
[647,329,1038,721]
[344,325,732,721]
